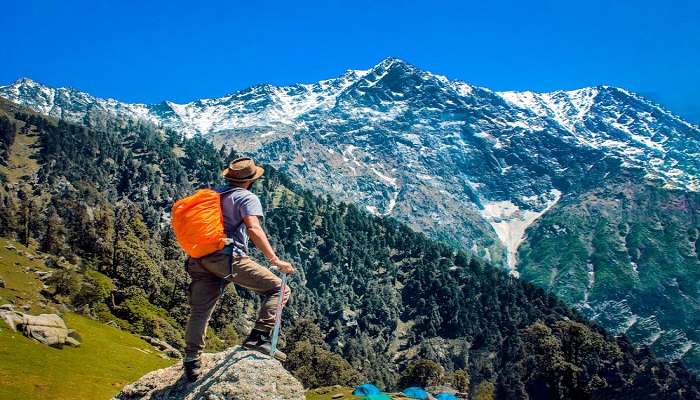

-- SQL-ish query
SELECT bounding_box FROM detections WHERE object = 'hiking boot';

[183,358,202,382]
[242,328,287,362]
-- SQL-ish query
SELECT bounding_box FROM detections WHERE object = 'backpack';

[171,188,234,258]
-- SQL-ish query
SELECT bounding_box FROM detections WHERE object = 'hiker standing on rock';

[174,157,294,382]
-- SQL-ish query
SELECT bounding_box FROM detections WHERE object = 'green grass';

[0,237,51,314]
[0,112,40,183]
[306,386,360,399]
[0,237,174,399]
[0,313,173,400]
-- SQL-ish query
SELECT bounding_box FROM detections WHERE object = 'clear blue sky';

[3,0,699,122]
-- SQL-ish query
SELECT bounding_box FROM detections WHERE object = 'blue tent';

[402,386,429,399]
[353,383,382,396]
[364,395,391,400]
[435,393,459,400]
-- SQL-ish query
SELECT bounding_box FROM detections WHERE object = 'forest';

[0,98,698,399]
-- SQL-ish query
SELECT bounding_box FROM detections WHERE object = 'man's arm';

[243,215,295,274]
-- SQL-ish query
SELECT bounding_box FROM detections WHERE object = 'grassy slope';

[0,238,52,314]
[0,238,173,400]
[0,313,173,400]
[0,100,40,183]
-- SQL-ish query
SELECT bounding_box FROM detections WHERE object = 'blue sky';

[3,0,699,122]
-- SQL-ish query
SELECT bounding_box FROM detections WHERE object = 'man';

[183,157,295,382]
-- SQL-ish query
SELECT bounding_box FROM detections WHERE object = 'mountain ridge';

[2,97,699,398]
[2,58,699,372]
[2,58,697,195]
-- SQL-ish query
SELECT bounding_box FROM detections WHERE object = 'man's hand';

[243,215,295,275]
[270,258,295,274]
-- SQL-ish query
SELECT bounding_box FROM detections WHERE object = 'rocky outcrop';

[140,335,182,359]
[0,307,81,347]
[115,346,305,400]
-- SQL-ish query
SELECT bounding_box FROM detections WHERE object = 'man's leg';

[200,255,291,359]
[229,256,291,332]
[184,256,226,361]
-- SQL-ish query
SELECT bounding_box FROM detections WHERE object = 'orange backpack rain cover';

[171,189,228,258]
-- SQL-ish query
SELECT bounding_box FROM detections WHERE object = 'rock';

[0,304,14,310]
[44,258,58,268]
[0,278,4,288]
[35,271,52,280]
[4,244,16,250]
[26,254,35,261]
[140,335,182,359]
[106,320,121,329]
[0,310,22,330]
[115,346,305,400]
[0,310,81,348]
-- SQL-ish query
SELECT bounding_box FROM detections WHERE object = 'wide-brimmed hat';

[221,157,265,183]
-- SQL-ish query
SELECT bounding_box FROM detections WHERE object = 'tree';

[473,381,495,400]
[41,206,65,254]
[398,359,445,388]
[449,369,470,394]
[285,341,361,388]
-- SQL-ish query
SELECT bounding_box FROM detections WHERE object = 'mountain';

[1,98,699,399]
[2,58,699,372]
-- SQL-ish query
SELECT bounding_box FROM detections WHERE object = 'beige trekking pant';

[184,252,291,359]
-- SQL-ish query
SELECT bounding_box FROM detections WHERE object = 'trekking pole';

[270,271,288,359]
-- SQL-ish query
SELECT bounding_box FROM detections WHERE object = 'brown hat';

[221,157,265,183]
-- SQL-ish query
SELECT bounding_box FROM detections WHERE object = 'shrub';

[284,318,325,347]
[116,287,184,347]
[204,328,226,352]
[450,369,470,393]
[46,269,82,303]
[473,381,495,400]
[74,269,114,309]
[285,341,362,388]
[218,324,242,347]
[398,359,445,388]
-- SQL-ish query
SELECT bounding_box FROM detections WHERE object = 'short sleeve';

[239,193,264,218]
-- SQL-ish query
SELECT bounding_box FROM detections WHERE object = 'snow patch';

[480,189,562,270]
[370,167,398,187]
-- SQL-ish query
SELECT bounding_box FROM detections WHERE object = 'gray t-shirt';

[219,186,264,256]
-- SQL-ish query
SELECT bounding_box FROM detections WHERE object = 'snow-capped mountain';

[4,59,698,264]
[2,57,700,371]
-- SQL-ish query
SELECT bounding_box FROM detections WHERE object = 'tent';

[402,386,429,399]
[364,395,392,400]
[353,383,382,396]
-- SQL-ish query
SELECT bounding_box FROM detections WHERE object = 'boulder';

[115,346,305,400]
[140,335,182,359]
[0,310,81,347]
[0,278,4,288]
